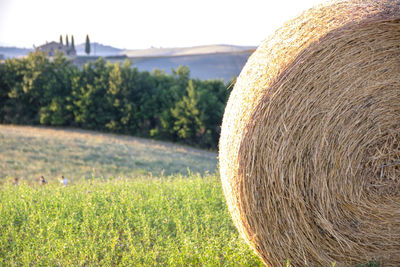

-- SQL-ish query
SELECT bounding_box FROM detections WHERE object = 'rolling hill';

[0,46,33,59]
[122,44,256,57]
[75,42,123,57]
[128,50,253,82]
[73,44,255,81]
[0,125,217,183]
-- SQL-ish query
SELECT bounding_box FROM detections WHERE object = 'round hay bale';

[219,0,400,266]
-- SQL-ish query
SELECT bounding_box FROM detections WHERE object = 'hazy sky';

[0,0,326,49]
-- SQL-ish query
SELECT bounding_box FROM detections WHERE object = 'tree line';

[0,51,231,149]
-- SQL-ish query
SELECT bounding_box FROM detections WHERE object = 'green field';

[0,125,262,266]
[0,177,262,266]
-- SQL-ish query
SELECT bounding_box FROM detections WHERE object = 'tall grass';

[0,175,262,266]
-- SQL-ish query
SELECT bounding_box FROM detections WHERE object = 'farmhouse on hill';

[37,41,76,57]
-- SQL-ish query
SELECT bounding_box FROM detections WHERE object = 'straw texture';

[219,0,400,266]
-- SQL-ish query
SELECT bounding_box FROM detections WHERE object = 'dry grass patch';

[0,125,217,183]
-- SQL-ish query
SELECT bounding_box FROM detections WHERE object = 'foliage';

[0,175,263,266]
[85,35,90,55]
[71,35,76,53]
[0,64,9,120]
[0,53,230,149]
[170,80,202,141]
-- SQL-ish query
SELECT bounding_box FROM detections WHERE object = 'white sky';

[0,0,327,49]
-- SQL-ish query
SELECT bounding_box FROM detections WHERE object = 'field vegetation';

[0,177,262,266]
[0,125,262,266]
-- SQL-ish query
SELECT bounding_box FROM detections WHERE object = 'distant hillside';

[75,42,123,57]
[72,49,254,82]
[70,44,255,82]
[1,43,256,81]
[129,50,254,82]
[0,46,33,59]
[0,43,255,59]
[123,44,256,57]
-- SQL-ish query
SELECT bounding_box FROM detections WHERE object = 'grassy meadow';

[0,125,217,184]
[0,125,263,266]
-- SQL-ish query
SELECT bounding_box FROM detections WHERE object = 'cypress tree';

[85,34,90,55]
[66,34,69,47]
[71,35,75,53]
[59,35,63,45]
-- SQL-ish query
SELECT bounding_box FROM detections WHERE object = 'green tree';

[39,52,76,126]
[4,51,51,123]
[2,51,77,125]
[148,69,176,138]
[1,56,27,123]
[157,66,190,139]
[194,79,228,148]
[104,62,123,131]
[71,35,76,54]
[72,58,110,129]
[59,35,63,45]
[170,80,202,143]
[126,69,157,135]
[66,34,69,47]
[0,63,10,121]
[85,34,90,55]
[118,61,155,135]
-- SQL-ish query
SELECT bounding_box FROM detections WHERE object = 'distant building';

[37,41,76,57]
